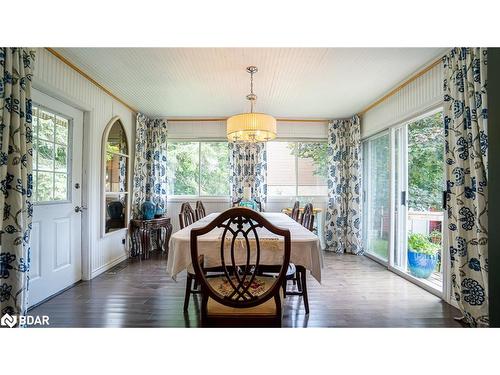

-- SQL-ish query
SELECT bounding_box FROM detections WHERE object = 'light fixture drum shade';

[227,112,277,142]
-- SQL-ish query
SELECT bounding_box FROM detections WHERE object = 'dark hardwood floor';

[30,251,462,327]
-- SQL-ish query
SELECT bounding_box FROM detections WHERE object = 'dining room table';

[166,212,323,283]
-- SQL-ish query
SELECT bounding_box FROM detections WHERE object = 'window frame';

[166,139,231,199]
[32,103,73,205]
[266,139,329,199]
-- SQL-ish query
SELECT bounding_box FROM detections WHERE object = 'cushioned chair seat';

[206,276,281,316]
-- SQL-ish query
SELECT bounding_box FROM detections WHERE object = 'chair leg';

[296,271,302,292]
[184,274,193,312]
[193,277,199,291]
[282,279,287,298]
[299,267,309,314]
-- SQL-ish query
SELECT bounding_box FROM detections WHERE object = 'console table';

[129,217,173,259]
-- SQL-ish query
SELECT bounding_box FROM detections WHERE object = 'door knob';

[74,206,87,213]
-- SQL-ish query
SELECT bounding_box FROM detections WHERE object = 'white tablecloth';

[166,212,323,283]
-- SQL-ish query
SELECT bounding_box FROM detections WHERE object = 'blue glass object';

[239,200,257,210]
[407,249,438,279]
[155,203,165,217]
[141,201,156,220]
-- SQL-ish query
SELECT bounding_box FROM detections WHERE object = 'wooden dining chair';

[300,203,314,231]
[283,202,314,314]
[179,202,195,230]
[195,201,206,221]
[179,202,200,311]
[254,199,263,212]
[232,197,242,207]
[190,207,291,327]
[291,201,300,221]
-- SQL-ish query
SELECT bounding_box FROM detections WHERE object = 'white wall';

[33,48,136,280]
[360,63,443,139]
[166,119,329,232]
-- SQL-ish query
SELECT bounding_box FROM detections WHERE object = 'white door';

[29,90,83,306]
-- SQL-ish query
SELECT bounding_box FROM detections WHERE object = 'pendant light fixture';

[227,66,277,142]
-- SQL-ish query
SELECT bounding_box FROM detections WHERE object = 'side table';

[129,217,173,259]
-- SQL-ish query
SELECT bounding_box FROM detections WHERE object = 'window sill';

[167,196,231,203]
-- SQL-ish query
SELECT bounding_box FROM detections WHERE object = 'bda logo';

[1,313,17,328]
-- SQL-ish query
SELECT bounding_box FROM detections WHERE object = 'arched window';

[102,117,130,234]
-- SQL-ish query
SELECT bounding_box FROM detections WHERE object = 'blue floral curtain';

[0,48,35,320]
[229,142,267,204]
[132,113,168,219]
[443,48,488,327]
[325,115,362,254]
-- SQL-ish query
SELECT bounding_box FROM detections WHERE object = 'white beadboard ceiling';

[55,48,446,118]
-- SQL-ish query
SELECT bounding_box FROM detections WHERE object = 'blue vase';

[407,249,438,279]
[141,201,156,220]
[155,203,165,217]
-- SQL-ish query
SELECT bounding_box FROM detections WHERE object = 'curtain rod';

[358,56,443,116]
[45,48,138,114]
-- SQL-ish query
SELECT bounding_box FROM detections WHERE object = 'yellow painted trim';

[45,48,138,114]
[359,57,443,116]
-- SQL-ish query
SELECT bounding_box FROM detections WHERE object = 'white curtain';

[132,113,168,219]
[443,48,489,327]
[0,48,35,320]
[324,115,363,254]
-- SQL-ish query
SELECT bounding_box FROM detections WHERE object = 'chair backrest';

[195,201,206,221]
[301,203,314,232]
[106,201,124,219]
[190,207,291,310]
[232,197,242,207]
[291,201,300,221]
[254,199,263,212]
[179,202,195,229]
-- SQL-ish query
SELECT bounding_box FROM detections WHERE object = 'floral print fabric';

[229,142,267,204]
[325,115,363,254]
[132,113,168,219]
[0,48,35,319]
[443,48,488,327]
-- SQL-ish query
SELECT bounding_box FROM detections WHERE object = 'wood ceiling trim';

[358,57,443,116]
[45,48,138,114]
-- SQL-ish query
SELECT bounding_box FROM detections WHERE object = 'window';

[103,119,129,234]
[167,141,229,196]
[267,141,328,197]
[32,105,71,203]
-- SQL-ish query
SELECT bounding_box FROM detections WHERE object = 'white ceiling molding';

[55,48,447,118]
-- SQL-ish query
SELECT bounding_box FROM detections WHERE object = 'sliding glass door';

[362,132,390,262]
[363,108,448,298]
[393,110,445,292]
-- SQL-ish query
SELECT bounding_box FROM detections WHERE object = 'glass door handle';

[401,191,407,206]
[74,205,87,213]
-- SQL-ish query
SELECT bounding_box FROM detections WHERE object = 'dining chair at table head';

[190,207,291,327]
[301,203,314,232]
[253,199,264,212]
[179,202,195,229]
[291,201,300,221]
[195,201,206,221]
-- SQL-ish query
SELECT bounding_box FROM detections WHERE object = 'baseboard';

[27,280,83,311]
[90,253,128,279]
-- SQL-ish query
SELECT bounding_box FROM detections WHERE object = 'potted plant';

[407,233,440,279]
